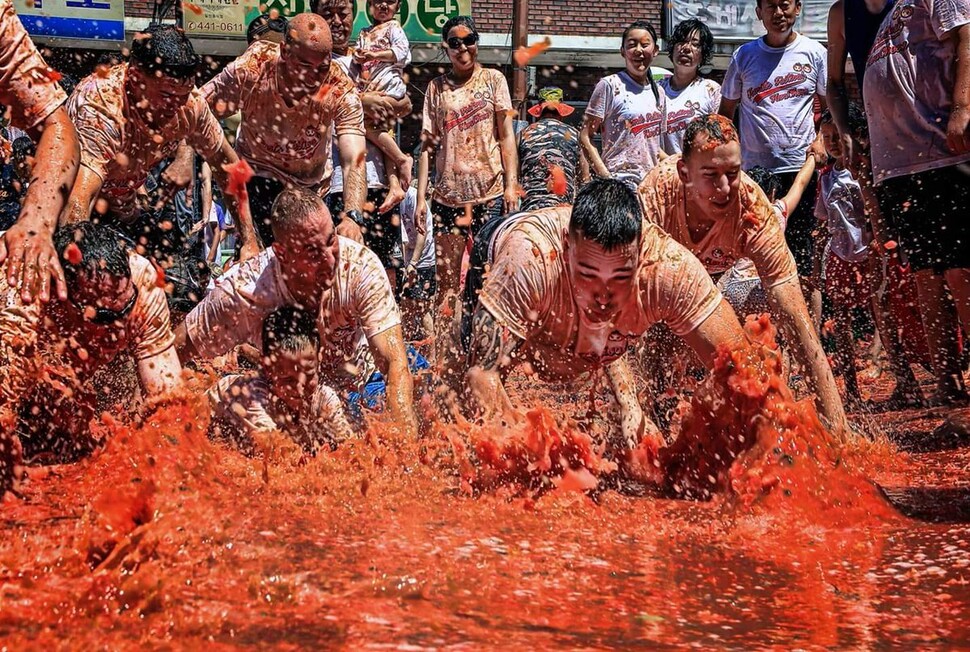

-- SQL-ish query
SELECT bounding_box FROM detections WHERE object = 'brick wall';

[472,0,663,36]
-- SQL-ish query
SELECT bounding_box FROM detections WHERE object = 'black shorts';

[247,175,286,246]
[431,197,505,237]
[459,211,514,351]
[774,170,819,278]
[396,266,437,301]
[880,164,970,273]
[326,188,401,269]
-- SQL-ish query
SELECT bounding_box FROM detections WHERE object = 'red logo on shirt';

[444,99,491,132]
[666,101,703,134]
[868,2,915,65]
[628,111,663,138]
[747,64,813,104]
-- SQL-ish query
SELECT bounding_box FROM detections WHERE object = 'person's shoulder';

[701,78,721,92]
[338,236,385,272]
[733,39,760,59]
[128,251,161,291]
[738,172,779,229]
[481,66,508,86]
[640,220,695,266]
[235,40,279,77]
[72,64,124,106]
[644,155,682,190]
[327,62,358,95]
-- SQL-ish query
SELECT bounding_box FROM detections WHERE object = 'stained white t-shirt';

[722,34,827,173]
[184,241,400,391]
[863,0,970,184]
[814,165,872,263]
[586,71,666,183]
[660,77,722,155]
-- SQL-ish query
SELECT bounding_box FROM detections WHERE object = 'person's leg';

[868,255,922,405]
[833,305,859,403]
[366,125,413,188]
[945,268,970,336]
[915,270,968,404]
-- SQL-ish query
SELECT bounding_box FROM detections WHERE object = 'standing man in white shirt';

[719,0,827,309]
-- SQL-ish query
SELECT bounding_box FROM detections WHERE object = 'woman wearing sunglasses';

[416,16,519,309]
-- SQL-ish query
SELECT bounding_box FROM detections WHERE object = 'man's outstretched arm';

[465,307,523,423]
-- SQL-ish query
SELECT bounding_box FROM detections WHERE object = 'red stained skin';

[64,243,82,265]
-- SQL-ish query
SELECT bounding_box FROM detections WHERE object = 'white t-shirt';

[814,165,872,263]
[329,53,388,194]
[207,373,354,451]
[722,34,827,173]
[399,186,435,270]
[863,0,970,184]
[660,77,722,155]
[586,71,666,183]
[183,241,400,390]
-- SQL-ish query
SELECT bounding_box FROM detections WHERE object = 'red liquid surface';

[2,321,970,648]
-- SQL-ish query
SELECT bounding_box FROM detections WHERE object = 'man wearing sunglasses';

[62,25,259,263]
[202,12,368,247]
[0,222,182,491]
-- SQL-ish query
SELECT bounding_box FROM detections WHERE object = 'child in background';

[354,0,413,185]
[815,107,922,408]
[207,306,355,456]
[397,178,436,346]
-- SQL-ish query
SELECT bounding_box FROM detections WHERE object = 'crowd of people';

[0,0,967,490]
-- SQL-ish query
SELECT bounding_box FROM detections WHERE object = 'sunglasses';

[73,287,139,325]
[446,34,479,50]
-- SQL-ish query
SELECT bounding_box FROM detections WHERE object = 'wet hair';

[262,305,319,356]
[569,177,642,251]
[441,15,478,40]
[682,114,739,159]
[270,187,331,235]
[130,24,200,81]
[53,222,131,288]
[820,103,869,141]
[12,136,34,160]
[247,13,287,44]
[621,19,658,46]
[667,19,715,69]
[746,166,782,200]
[620,20,660,104]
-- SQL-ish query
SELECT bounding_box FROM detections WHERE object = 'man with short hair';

[0,222,182,489]
[719,0,827,283]
[638,114,849,437]
[63,24,258,260]
[176,187,418,439]
[201,12,368,246]
[207,305,355,455]
[518,86,586,211]
[455,177,747,452]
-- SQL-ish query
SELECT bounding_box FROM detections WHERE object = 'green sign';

[351,0,470,44]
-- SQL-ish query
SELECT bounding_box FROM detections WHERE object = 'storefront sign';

[186,0,468,42]
[13,0,125,41]
[352,0,470,43]
[665,0,829,41]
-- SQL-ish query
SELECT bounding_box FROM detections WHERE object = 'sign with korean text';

[664,0,829,41]
[185,0,307,39]
[350,0,471,44]
[14,0,124,41]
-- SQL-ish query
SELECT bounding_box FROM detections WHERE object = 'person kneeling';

[207,306,354,456]
[0,223,181,489]
[453,177,747,457]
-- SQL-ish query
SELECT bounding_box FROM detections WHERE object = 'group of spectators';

[0,0,967,490]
